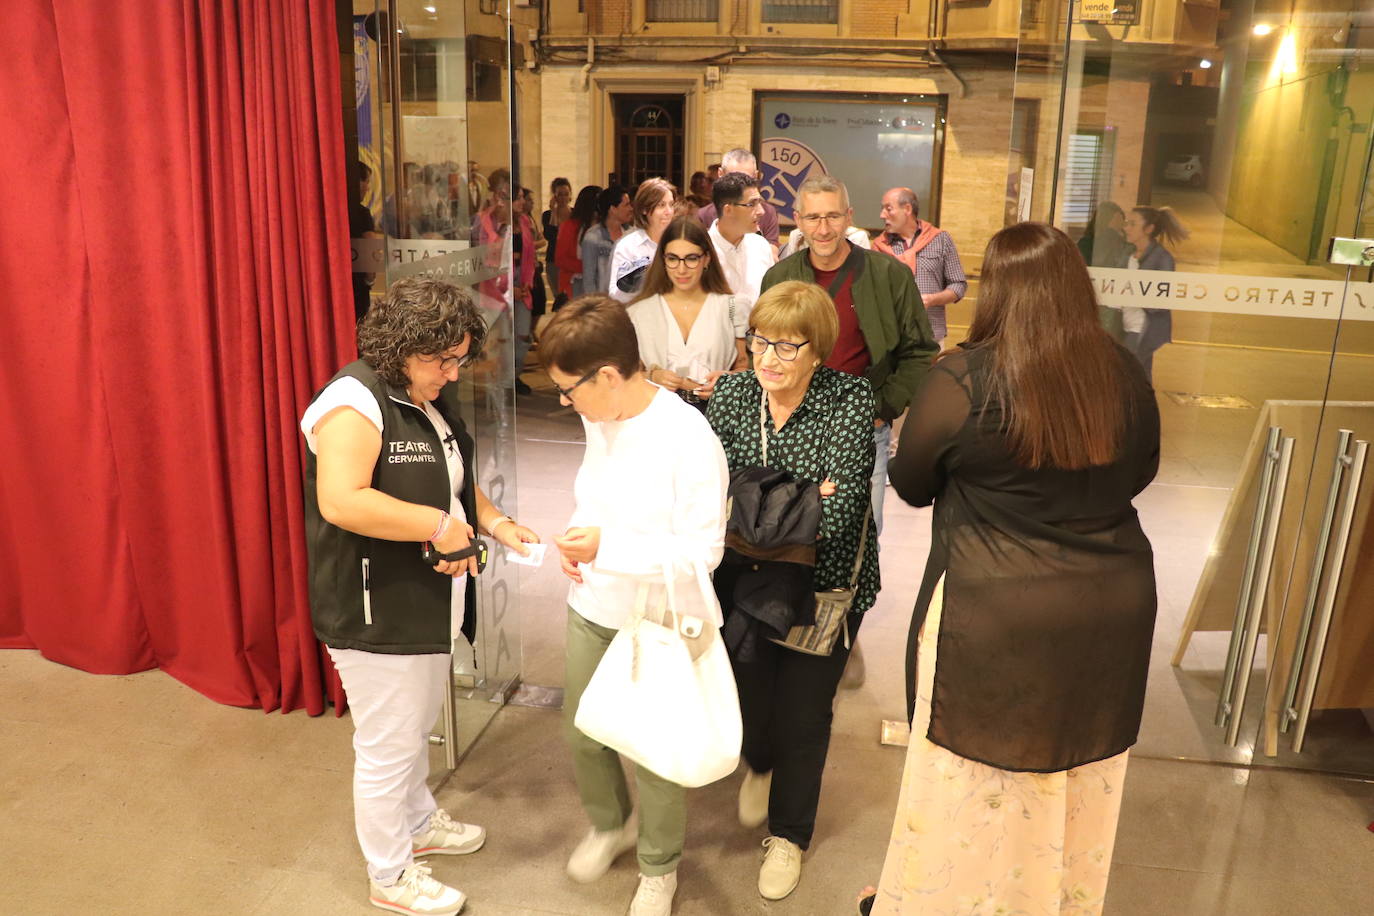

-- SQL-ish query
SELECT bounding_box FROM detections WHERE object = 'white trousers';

[328,647,451,883]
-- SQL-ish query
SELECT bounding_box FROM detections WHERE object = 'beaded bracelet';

[429,510,451,542]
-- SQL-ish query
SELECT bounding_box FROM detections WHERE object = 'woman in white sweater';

[628,216,748,412]
[541,296,731,916]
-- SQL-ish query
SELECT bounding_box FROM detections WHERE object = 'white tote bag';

[573,562,742,788]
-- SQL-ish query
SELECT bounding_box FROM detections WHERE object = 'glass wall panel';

[1008,0,1374,773]
[345,0,518,772]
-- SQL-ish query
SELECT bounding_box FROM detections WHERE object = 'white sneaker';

[369,862,466,916]
[566,812,637,884]
[738,769,771,828]
[628,871,677,916]
[758,836,802,900]
[413,809,486,856]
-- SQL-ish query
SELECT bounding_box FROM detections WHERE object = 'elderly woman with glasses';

[301,277,539,916]
[628,216,748,413]
[705,280,880,903]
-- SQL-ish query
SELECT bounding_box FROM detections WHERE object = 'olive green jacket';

[760,241,939,422]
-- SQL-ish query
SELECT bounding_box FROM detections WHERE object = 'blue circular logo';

[774,113,791,129]
[758,138,827,223]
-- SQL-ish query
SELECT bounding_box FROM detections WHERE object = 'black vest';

[303,360,477,654]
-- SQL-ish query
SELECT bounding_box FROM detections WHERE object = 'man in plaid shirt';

[872,187,966,346]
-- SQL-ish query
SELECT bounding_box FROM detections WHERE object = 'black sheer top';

[890,344,1160,772]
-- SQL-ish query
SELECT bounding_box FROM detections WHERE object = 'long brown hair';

[966,222,1129,470]
[632,217,732,303]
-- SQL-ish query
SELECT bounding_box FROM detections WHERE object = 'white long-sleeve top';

[607,228,657,303]
[567,386,730,629]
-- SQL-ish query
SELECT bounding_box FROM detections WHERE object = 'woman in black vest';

[301,277,539,916]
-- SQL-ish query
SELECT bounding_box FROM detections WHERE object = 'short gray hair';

[721,148,757,173]
[797,175,850,213]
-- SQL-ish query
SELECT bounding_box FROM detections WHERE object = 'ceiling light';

[1199,59,1212,69]
[1252,23,1273,36]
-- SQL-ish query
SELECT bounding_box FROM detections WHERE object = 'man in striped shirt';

[872,187,966,346]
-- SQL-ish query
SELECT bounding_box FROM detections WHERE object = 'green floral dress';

[706,367,880,614]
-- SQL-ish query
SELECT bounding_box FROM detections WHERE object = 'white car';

[1164,154,1205,187]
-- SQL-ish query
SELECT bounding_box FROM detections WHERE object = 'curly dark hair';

[357,277,488,387]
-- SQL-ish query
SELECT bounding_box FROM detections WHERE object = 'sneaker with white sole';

[566,812,637,884]
[628,871,677,916]
[758,835,802,900]
[369,862,466,916]
[738,768,771,829]
[413,809,486,856]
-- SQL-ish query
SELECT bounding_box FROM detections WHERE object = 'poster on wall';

[753,92,946,229]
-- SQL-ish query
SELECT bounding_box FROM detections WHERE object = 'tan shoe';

[758,836,802,900]
[738,768,772,828]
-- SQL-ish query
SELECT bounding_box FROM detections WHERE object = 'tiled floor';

[3,385,1372,916]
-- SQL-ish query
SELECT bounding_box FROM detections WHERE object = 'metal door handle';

[1216,427,1282,729]
[1290,438,1368,753]
[1280,429,1353,733]
[1225,434,1296,747]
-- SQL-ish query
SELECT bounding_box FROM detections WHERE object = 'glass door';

[1005,0,1374,772]
[345,0,520,772]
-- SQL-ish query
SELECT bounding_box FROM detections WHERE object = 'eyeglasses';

[746,332,809,362]
[729,198,765,210]
[419,353,477,373]
[663,253,705,268]
[553,366,602,399]
[797,212,847,228]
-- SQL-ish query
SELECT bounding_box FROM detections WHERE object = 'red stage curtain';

[0,0,355,714]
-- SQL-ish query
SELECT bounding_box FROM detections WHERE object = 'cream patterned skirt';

[872,582,1129,916]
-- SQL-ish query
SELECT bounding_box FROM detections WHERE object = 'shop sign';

[1089,267,1374,322]
[755,93,945,226]
[1077,0,1140,25]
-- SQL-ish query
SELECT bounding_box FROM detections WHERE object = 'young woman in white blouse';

[608,177,676,303]
[628,216,748,412]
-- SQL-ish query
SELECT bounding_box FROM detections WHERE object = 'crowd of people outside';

[316,146,1178,915]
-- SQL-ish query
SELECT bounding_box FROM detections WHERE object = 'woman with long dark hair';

[861,222,1159,916]
[628,216,747,411]
[554,184,603,300]
[1120,204,1188,381]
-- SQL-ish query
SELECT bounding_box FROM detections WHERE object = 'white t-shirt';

[567,386,730,630]
[708,220,775,315]
[608,228,658,303]
[627,292,744,383]
[301,376,468,636]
